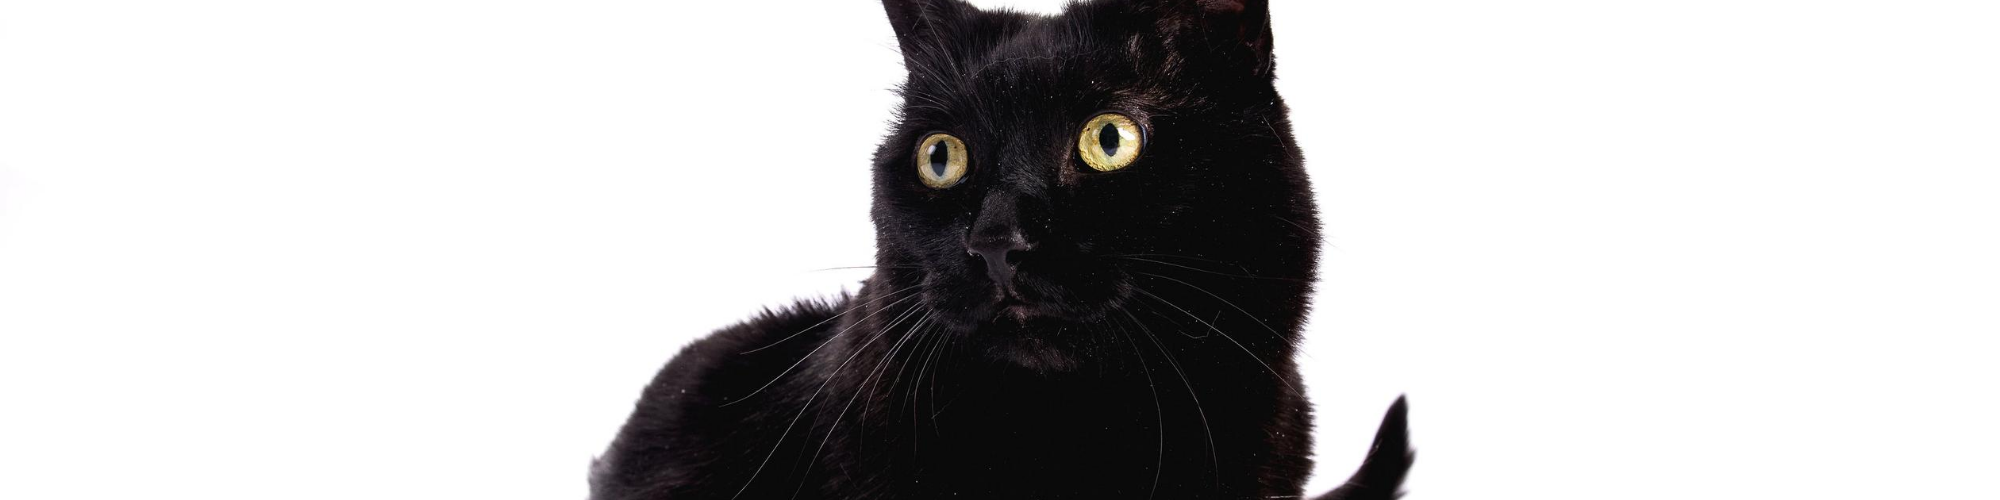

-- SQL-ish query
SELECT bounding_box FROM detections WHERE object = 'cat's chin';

[958,314,1089,375]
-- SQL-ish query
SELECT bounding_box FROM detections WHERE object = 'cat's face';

[870,0,1316,371]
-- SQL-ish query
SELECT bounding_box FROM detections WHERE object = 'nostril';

[967,235,1035,286]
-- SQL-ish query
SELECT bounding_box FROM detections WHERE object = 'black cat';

[590,1,1411,498]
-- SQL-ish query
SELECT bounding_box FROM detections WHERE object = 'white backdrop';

[2,1,1996,498]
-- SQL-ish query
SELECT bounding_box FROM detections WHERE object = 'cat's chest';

[833,381,1244,498]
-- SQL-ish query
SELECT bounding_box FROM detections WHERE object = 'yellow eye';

[1078,113,1142,172]
[916,133,968,188]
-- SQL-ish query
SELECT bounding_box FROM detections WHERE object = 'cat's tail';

[1316,396,1414,500]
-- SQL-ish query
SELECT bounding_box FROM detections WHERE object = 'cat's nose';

[968,191,1040,288]
[967,230,1034,287]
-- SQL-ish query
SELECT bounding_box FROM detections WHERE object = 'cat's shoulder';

[646,294,851,397]
[591,295,851,498]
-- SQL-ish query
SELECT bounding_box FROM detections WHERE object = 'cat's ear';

[882,0,973,55]
[1153,0,1274,75]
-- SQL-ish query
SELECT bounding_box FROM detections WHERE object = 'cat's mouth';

[969,278,1079,325]
[993,297,1038,322]
[919,260,1127,334]
[975,280,1108,326]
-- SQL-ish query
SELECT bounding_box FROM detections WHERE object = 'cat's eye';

[915,133,969,188]
[1077,113,1143,172]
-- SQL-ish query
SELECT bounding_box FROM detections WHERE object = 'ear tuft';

[882,0,925,42]
[882,0,970,48]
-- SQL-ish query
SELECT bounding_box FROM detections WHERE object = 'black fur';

[591,1,1410,498]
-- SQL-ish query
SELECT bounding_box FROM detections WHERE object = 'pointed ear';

[882,0,973,55]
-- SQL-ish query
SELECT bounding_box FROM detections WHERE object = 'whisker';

[792,311,936,500]
[725,291,922,407]
[730,307,910,500]
[1107,317,1165,500]
[1120,308,1220,491]
[740,284,921,354]
[924,333,961,423]
[916,318,960,436]
[1107,253,1255,274]
[894,318,949,438]
[1268,213,1316,236]
[1133,286,1300,396]
[1133,271,1288,342]
[1112,256,1305,282]
[864,317,939,447]
[804,264,923,273]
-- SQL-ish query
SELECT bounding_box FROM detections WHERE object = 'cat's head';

[870,0,1317,372]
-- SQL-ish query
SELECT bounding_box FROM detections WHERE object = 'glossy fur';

[591,1,1411,498]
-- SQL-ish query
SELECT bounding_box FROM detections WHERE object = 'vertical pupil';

[928,141,950,177]
[1098,123,1121,157]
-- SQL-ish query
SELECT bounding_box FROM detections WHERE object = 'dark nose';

[968,230,1033,287]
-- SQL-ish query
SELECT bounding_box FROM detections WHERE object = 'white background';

[2,0,1996,498]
